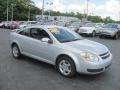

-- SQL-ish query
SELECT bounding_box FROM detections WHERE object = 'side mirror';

[41,38,53,44]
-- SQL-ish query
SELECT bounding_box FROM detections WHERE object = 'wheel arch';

[55,54,78,70]
[11,42,19,48]
[11,41,22,53]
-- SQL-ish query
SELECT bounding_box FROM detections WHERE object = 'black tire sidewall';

[12,44,21,59]
[114,33,118,40]
[92,31,96,37]
[99,35,103,38]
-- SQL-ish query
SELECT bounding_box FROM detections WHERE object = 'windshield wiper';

[61,39,82,43]
[61,40,72,43]
[72,39,81,41]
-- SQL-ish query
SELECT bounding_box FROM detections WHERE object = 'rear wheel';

[56,56,76,77]
[12,44,21,59]
[91,31,96,37]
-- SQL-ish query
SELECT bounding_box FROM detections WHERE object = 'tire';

[23,26,26,28]
[2,25,5,28]
[75,29,79,33]
[113,33,119,40]
[91,31,96,37]
[12,44,21,59]
[56,56,76,77]
[99,35,103,38]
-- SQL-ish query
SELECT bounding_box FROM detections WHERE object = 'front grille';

[100,32,110,35]
[100,52,110,59]
[80,29,87,32]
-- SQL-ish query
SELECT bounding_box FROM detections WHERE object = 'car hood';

[65,39,108,55]
[19,24,27,27]
[100,28,117,32]
[68,26,78,28]
[80,27,95,30]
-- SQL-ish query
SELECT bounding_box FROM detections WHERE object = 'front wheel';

[113,33,119,40]
[99,35,103,38]
[57,56,76,77]
[12,44,21,59]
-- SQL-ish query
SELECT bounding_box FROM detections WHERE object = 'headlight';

[80,52,99,62]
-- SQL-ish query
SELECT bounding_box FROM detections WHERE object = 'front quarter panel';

[53,44,84,72]
[10,32,23,53]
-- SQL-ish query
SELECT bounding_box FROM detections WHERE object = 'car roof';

[27,25,65,29]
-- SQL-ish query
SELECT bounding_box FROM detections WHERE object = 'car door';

[20,27,55,64]
[30,28,56,63]
[18,28,31,53]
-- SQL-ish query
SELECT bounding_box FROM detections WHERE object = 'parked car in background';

[10,25,112,77]
[4,21,10,28]
[99,23,120,40]
[10,21,24,30]
[10,22,19,30]
[67,22,82,32]
[78,23,99,37]
[0,21,5,28]
[95,23,104,28]
[55,21,70,27]
[7,21,16,29]
[42,21,55,25]
[0,21,15,28]
[18,21,37,29]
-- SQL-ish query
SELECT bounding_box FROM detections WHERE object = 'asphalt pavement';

[0,28,120,90]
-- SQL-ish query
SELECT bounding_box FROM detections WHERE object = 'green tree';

[88,16,103,23]
[103,16,115,23]
[0,0,41,21]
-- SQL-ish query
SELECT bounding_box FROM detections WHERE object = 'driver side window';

[30,28,50,40]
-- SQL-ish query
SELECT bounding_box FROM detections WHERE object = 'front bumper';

[78,30,93,34]
[76,53,112,74]
[100,32,115,37]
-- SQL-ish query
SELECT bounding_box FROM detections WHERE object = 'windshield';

[21,22,27,25]
[49,27,83,43]
[104,24,118,29]
[71,22,81,27]
[83,23,95,27]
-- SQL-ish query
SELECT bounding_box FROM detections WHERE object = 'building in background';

[36,15,80,22]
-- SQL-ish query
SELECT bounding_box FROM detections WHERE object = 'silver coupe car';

[10,25,112,77]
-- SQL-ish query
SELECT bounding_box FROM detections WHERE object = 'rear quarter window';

[19,29,30,36]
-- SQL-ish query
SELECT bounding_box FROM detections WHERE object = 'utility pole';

[119,11,120,22]
[11,4,15,21]
[42,0,45,21]
[46,2,53,16]
[86,0,89,21]
[7,0,9,21]
[118,0,120,22]
[28,5,31,21]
